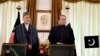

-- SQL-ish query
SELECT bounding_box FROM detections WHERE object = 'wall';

[36,0,52,43]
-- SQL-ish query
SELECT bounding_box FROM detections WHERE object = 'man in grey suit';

[14,12,39,56]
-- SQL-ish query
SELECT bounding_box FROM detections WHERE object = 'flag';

[84,36,99,48]
[9,11,21,43]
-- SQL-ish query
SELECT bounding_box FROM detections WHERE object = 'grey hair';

[23,12,29,17]
[59,15,66,20]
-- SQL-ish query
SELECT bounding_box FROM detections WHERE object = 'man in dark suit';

[48,15,76,56]
[14,12,39,56]
[49,15,76,56]
[49,15,75,44]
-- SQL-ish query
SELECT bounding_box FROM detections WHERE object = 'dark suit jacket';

[14,23,39,56]
[49,23,75,44]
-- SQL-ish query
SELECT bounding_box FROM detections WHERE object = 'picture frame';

[38,32,50,43]
[36,12,51,31]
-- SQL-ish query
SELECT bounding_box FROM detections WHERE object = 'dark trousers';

[26,47,39,56]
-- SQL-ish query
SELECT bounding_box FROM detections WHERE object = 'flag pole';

[9,6,21,43]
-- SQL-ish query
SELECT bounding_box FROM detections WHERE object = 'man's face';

[58,16,66,25]
[23,15,31,24]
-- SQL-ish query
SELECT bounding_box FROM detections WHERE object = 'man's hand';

[57,42,63,44]
[28,44,32,50]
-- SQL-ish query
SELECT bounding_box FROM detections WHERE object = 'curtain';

[52,0,62,27]
[62,0,100,56]
[0,0,27,54]
[27,0,36,26]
